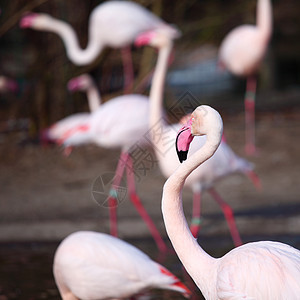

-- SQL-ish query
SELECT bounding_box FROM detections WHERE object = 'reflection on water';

[0,238,206,300]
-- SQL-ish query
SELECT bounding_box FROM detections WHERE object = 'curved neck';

[43,18,103,66]
[86,84,101,112]
[149,43,173,156]
[162,138,220,295]
[256,0,272,41]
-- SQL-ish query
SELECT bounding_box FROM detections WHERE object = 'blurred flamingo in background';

[67,73,101,112]
[135,30,260,246]
[44,112,90,156]
[42,75,98,155]
[162,104,300,299]
[53,231,191,300]
[218,0,272,155]
[45,73,168,253]
[19,0,179,92]
[0,76,18,93]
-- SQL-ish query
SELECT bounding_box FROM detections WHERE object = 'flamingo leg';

[208,188,242,247]
[245,170,262,191]
[121,46,134,94]
[244,76,257,155]
[190,191,202,238]
[107,152,128,237]
[125,153,168,253]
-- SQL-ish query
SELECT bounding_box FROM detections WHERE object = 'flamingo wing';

[90,94,149,149]
[216,241,300,299]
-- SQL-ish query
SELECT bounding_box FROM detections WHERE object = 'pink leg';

[245,76,257,155]
[208,188,242,247]
[107,152,128,237]
[245,170,262,191]
[190,191,202,238]
[125,153,168,253]
[121,47,134,94]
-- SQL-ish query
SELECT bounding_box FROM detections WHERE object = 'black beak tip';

[176,150,188,163]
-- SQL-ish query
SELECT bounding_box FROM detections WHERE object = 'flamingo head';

[135,26,181,49]
[176,118,194,163]
[67,74,93,92]
[159,266,191,298]
[176,105,223,163]
[0,76,18,93]
[20,13,52,29]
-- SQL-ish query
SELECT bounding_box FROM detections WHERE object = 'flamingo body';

[46,73,150,151]
[47,113,91,146]
[20,1,178,66]
[214,241,300,299]
[58,94,150,151]
[218,0,272,75]
[54,231,191,299]
[218,0,272,154]
[89,94,150,150]
[162,105,300,299]
[88,1,170,48]
[219,25,269,77]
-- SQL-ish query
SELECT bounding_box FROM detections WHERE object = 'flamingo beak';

[19,13,37,28]
[67,78,80,92]
[175,118,194,163]
[134,31,156,47]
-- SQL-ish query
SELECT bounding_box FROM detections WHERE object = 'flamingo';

[53,231,191,300]
[161,104,300,299]
[45,73,170,253]
[218,0,272,155]
[135,30,260,246]
[67,74,101,112]
[42,75,98,154]
[19,0,179,92]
